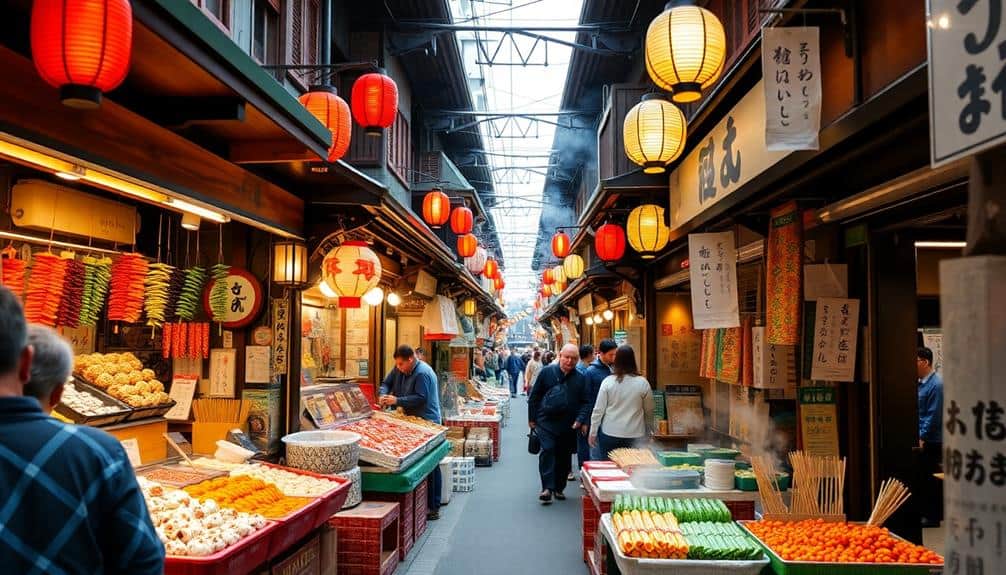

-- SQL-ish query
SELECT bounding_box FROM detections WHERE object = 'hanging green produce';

[144,262,175,327]
[174,266,207,321]
[78,255,112,327]
[208,263,230,323]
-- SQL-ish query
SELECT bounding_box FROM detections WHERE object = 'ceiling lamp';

[350,72,398,136]
[602,309,615,321]
[273,241,308,288]
[483,258,499,280]
[542,268,555,285]
[387,291,402,306]
[623,94,687,174]
[465,246,487,275]
[645,1,726,103]
[457,233,478,258]
[552,264,566,285]
[299,86,352,161]
[563,254,584,280]
[585,315,594,325]
[363,286,385,306]
[551,231,571,258]
[450,206,474,235]
[594,223,627,262]
[180,213,201,231]
[422,188,450,229]
[31,0,132,109]
[321,240,382,308]
[463,298,477,316]
[593,313,603,324]
[626,204,670,259]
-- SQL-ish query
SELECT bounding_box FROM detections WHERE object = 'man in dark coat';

[504,347,525,397]
[528,343,591,504]
[583,338,617,460]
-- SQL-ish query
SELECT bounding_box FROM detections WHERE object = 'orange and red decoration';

[350,72,398,136]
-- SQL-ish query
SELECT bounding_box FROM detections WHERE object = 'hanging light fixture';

[321,240,382,308]
[387,292,402,306]
[603,309,615,321]
[483,258,499,280]
[552,264,566,285]
[623,94,687,174]
[422,188,450,229]
[563,254,584,280]
[350,72,398,136]
[594,223,627,262]
[299,86,352,161]
[31,0,133,109]
[551,231,571,258]
[542,268,555,285]
[645,1,727,103]
[463,297,477,316]
[592,313,603,324]
[465,246,487,275]
[493,276,505,291]
[363,286,385,306]
[585,315,594,326]
[180,213,201,231]
[450,206,474,235]
[457,233,478,258]
[626,204,671,259]
[272,241,308,287]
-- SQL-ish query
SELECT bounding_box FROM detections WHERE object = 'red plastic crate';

[331,502,400,575]
[164,521,277,575]
[267,496,324,557]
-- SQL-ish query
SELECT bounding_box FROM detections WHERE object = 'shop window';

[193,0,231,30]
[288,0,321,88]
[252,0,281,66]
[387,110,412,187]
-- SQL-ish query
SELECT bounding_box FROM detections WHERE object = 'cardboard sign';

[244,345,271,384]
[209,348,237,397]
[120,438,142,467]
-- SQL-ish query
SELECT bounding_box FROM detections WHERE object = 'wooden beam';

[0,45,303,235]
[230,139,323,164]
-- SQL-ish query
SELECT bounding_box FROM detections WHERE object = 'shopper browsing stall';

[588,345,656,459]
[583,339,617,460]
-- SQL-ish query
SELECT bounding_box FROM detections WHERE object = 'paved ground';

[400,395,586,575]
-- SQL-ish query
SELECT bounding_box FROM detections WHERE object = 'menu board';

[799,387,839,458]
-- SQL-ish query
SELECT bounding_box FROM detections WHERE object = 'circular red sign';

[203,267,264,329]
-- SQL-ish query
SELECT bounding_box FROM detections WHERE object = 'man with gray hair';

[24,324,73,413]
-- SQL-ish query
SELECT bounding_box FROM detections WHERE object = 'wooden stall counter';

[103,417,168,465]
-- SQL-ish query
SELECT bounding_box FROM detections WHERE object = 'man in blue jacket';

[582,339,618,461]
[380,344,443,519]
[916,346,943,527]
[504,347,525,397]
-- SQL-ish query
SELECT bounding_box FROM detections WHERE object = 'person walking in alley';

[583,339,617,460]
[528,343,591,504]
[504,347,525,397]
[523,350,543,395]
[589,345,656,459]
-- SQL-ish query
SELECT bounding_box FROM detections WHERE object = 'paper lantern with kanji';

[351,72,398,136]
[594,223,626,262]
[450,206,474,235]
[542,268,555,285]
[457,233,478,258]
[465,246,487,275]
[31,0,133,109]
[321,240,382,308]
[299,86,352,162]
[551,231,571,258]
[422,189,450,229]
[483,258,499,280]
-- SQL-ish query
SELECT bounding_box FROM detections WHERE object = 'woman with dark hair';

[588,344,655,459]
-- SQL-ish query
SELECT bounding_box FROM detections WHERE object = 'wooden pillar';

[285,291,303,435]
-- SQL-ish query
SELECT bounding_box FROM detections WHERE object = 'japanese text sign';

[810,297,860,382]
[687,232,740,329]
[940,256,1006,573]
[272,298,289,376]
[752,326,795,389]
[928,0,1006,165]
[799,387,840,458]
[762,27,822,150]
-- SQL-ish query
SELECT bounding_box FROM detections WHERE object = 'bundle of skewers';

[193,398,249,424]
[867,478,911,526]
[754,450,847,521]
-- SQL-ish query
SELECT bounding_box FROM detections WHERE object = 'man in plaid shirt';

[0,287,164,574]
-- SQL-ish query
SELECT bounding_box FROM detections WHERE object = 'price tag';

[222,330,233,349]
[120,438,142,467]
[165,377,197,421]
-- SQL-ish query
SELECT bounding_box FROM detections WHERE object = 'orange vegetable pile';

[184,475,311,519]
[745,519,942,564]
[107,253,148,323]
[24,253,68,326]
[1,252,26,297]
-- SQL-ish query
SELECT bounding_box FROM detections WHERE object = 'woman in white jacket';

[523,350,543,394]
[588,345,655,459]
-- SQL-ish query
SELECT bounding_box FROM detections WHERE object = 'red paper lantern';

[539,287,549,298]
[457,233,478,258]
[551,231,571,258]
[450,206,474,235]
[542,268,555,285]
[299,86,352,162]
[422,189,450,229]
[594,223,626,262]
[31,0,133,109]
[484,258,499,280]
[493,277,505,291]
[351,72,398,136]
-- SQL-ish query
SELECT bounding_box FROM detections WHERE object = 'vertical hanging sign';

[810,298,860,382]
[762,27,822,150]
[688,232,740,329]
[272,298,289,377]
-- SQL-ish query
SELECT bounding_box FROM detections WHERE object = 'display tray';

[599,514,769,575]
[737,522,942,575]
[267,496,324,557]
[72,372,175,422]
[257,461,352,524]
[340,417,441,473]
[137,464,228,488]
[54,377,133,427]
[371,412,448,454]
[164,520,276,575]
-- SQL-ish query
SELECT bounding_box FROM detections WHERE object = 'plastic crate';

[164,521,276,575]
[268,497,324,557]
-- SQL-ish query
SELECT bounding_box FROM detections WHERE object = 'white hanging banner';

[762,26,822,151]
[687,232,740,329]
[810,297,860,382]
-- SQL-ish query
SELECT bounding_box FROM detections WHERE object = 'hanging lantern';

[31,0,133,109]
[484,258,499,280]
[542,268,555,285]
[350,72,398,136]
[539,287,550,299]
[626,204,671,258]
[563,254,584,280]
[299,86,352,161]
[644,2,727,103]
[465,246,487,275]
[450,206,474,235]
[457,233,478,258]
[321,240,382,308]
[462,298,477,316]
[552,264,566,285]
[594,223,627,262]
[422,188,450,229]
[623,94,687,174]
[493,276,505,291]
[551,231,571,258]
[272,241,308,287]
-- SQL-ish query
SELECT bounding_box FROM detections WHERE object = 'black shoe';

[554,491,566,500]
[427,511,441,521]
[539,490,553,504]
[567,472,575,481]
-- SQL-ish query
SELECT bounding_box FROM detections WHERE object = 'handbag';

[527,428,541,455]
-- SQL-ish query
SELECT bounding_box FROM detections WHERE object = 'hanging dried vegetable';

[55,258,86,327]
[144,262,175,327]
[1,248,26,298]
[163,322,173,359]
[24,253,69,326]
[208,263,230,323]
[163,321,211,359]
[107,253,148,323]
[175,266,206,321]
[78,256,112,327]
[165,267,185,320]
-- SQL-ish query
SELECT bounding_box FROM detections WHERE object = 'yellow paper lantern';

[321,240,382,308]
[623,94,686,174]
[463,297,477,316]
[563,254,584,280]
[552,264,566,285]
[627,204,670,259]
[645,2,726,103]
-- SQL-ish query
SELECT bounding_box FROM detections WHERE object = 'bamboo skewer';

[868,478,911,526]
[192,398,247,423]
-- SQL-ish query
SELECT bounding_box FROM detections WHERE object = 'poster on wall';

[664,385,704,436]
[762,26,822,150]
[799,387,839,458]
[921,328,943,372]
[688,232,740,329]
[810,298,860,382]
